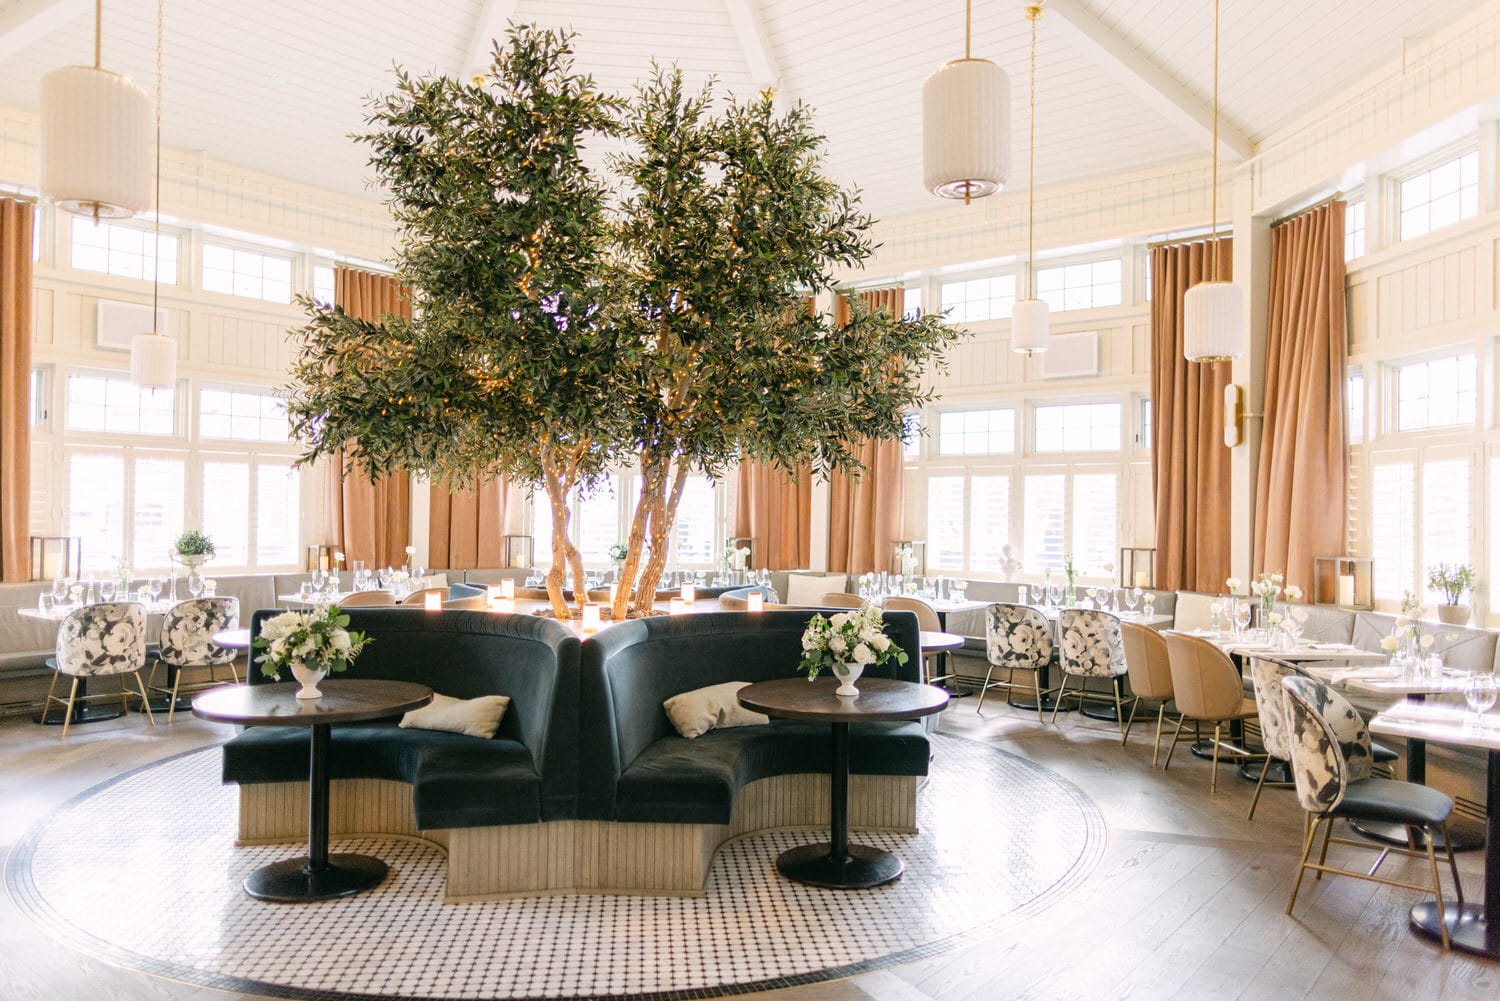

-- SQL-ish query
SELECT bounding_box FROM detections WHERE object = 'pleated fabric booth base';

[7,733,1105,1001]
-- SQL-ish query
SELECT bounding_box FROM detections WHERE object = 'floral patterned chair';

[146,597,240,722]
[46,601,153,738]
[1280,675,1463,950]
[979,603,1055,721]
[1052,609,1129,733]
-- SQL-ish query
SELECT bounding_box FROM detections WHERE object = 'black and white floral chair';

[978,603,1055,721]
[46,601,153,738]
[146,597,240,722]
[1280,675,1463,950]
[1051,609,1129,733]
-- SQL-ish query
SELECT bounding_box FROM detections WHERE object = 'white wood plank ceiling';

[0,0,1480,226]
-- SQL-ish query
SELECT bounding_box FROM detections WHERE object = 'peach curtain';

[828,286,906,574]
[735,463,811,570]
[0,199,33,582]
[1253,201,1348,591]
[327,266,411,567]
[1150,238,1233,593]
[429,477,508,569]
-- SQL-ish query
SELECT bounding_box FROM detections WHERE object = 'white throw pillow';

[785,573,849,607]
[663,681,769,739]
[399,693,510,739]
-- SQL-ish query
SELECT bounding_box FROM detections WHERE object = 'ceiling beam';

[724,0,788,103]
[460,0,521,83]
[0,0,89,61]
[1044,0,1253,162]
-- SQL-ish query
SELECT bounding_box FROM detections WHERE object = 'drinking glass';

[52,577,69,604]
[1086,587,1098,606]
[1018,585,1029,604]
[1234,601,1253,637]
[952,579,968,602]
[99,579,116,602]
[145,577,162,603]
[187,573,205,599]
[1048,582,1062,607]
[38,593,54,615]
[298,582,315,603]
[1463,674,1497,730]
[1125,587,1140,613]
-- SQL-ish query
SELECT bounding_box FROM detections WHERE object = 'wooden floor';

[0,696,1494,1001]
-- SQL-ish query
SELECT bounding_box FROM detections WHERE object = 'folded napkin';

[1328,666,1400,684]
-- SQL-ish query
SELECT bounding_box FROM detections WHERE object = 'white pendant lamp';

[1183,0,1244,363]
[924,0,1010,202]
[130,0,174,390]
[39,0,151,220]
[1012,4,1048,356]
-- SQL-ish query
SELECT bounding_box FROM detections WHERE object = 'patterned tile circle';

[7,733,1105,1001]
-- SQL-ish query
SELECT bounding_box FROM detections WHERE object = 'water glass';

[952,579,968,602]
[1017,585,1029,604]
[187,573,205,599]
[298,581,315,603]
[38,592,54,615]
[145,577,162,603]
[51,577,69,603]
[1463,673,1497,730]
[99,579,117,602]
[1234,601,1252,637]
[1048,582,1062,607]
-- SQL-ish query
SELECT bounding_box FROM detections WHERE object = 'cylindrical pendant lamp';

[1011,297,1049,355]
[923,58,1010,200]
[1183,280,1244,363]
[39,65,152,219]
[129,331,176,389]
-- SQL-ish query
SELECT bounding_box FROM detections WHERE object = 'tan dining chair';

[818,591,865,609]
[1162,631,1261,793]
[1119,621,1178,765]
[883,596,948,686]
[340,589,397,607]
[397,586,449,606]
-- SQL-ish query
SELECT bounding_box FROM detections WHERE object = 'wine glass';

[1125,587,1140,613]
[1463,674,1497,730]
[187,573,205,599]
[51,577,69,604]
[1047,582,1062,607]
[952,579,968,602]
[1234,601,1253,638]
[298,581,315,603]
[144,577,162,604]
[99,579,116,602]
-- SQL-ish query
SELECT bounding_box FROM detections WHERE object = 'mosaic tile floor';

[7,733,1105,1001]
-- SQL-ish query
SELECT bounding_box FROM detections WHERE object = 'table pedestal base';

[1409,901,1498,958]
[1008,696,1069,713]
[776,842,903,889]
[244,853,388,902]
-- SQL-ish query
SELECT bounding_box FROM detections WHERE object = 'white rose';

[331,631,351,655]
[1225,577,1242,593]
[829,636,848,655]
[859,628,880,644]
[829,613,850,629]
[1268,612,1283,626]
[802,635,818,652]
[871,635,891,652]
[1380,635,1399,652]
[1285,585,1303,601]
[1420,634,1434,649]
[852,643,875,665]
[405,545,415,555]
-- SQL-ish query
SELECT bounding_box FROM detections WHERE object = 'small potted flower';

[800,604,910,697]
[172,529,216,572]
[254,605,372,700]
[1427,563,1476,625]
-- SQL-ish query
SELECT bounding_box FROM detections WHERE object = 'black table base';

[1409,901,1497,958]
[1009,695,1070,712]
[245,853,389,902]
[776,842,903,889]
[34,704,125,726]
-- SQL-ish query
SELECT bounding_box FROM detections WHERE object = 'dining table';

[1369,701,1500,958]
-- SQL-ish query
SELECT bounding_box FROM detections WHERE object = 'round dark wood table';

[737,676,949,889]
[193,679,432,902]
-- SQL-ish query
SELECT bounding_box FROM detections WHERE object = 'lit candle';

[492,596,515,614]
[747,591,764,612]
[581,602,602,633]
[669,597,687,615]
[1338,574,1355,607]
[424,592,442,612]
[680,582,695,605]
[1135,571,1150,588]
[500,579,515,599]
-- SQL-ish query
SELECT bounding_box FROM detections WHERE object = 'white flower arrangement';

[1284,584,1303,602]
[1252,571,1284,601]
[1225,577,1242,594]
[1380,635,1400,653]
[333,551,346,566]
[253,605,372,681]
[799,604,909,680]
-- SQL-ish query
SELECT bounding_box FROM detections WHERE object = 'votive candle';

[492,596,515,614]
[681,583,695,605]
[424,592,442,612]
[747,592,764,612]
[1135,571,1150,588]
[581,601,602,633]
[669,597,687,615]
[500,579,515,599]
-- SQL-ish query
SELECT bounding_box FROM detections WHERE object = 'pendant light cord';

[1209,0,1219,279]
[151,0,162,324]
[965,0,972,60]
[93,0,101,69]
[1026,4,1040,300]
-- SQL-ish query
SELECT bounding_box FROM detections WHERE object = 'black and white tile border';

[7,734,1106,1001]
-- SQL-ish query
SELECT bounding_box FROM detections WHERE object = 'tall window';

[672,478,717,566]
[312,264,336,307]
[1420,458,1470,604]
[1395,354,1476,432]
[1347,369,1364,444]
[65,451,126,576]
[1345,200,1366,261]
[202,243,295,303]
[1399,150,1479,241]
[938,408,1015,456]
[132,456,185,568]
[66,371,175,435]
[1022,474,1066,571]
[1035,258,1122,312]
[70,218,177,284]
[200,387,289,442]
[940,274,1016,324]
[572,476,619,564]
[1034,402,1122,452]
[1371,461,1415,600]
[968,475,1010,571]
[926,476,965,572]
[902,285,921,317]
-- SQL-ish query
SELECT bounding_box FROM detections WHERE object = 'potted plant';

[1427,563,1476,624]
[799,605,909,698]
[253,605,372,700]
[172,529,216,571]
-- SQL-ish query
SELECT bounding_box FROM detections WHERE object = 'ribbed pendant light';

[923,0,1010,202]
[1011,4,1048,356]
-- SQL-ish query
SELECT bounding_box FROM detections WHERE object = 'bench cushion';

[616,720,929,824]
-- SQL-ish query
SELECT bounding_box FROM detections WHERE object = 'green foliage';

[253,605,373,680]
[173,530,215,557]
[1426,563,1476,605]
[798,605,910,680]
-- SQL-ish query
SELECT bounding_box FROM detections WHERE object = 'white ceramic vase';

[290,662,327,700]
[831,661,864,697]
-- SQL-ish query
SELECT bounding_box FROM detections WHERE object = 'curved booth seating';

[716,585,774,610]
[223,609,581,832]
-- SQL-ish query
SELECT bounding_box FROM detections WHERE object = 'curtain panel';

[828,286,905,575]
[734,462,812,570]
[429,477,508,570]
[0,198,33,582]
[326,266,412,568]
[1149,238,1233,593]
[1253,201,1348,591]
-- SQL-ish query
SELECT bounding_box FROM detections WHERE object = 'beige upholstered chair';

[978,602,1053,720]
[397,586,450,605]
[1162,631,1260,792]
[818,591,865,609]
[340,589,397,606]
[1052,609,1129,733]
[883,596,947,686]
[145,596,240,722]
[47,602,154,738]
[1119,621,1178,764]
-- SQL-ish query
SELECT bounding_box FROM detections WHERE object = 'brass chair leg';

[1442,822,1465,906]
[1121,696,1140,746]
[1113,678,1128,738]
[977,664,997,713]
[1152,704,1166,767]
[60,677,80,739]
[1424,830,1451,950]
[167,665,183,723]
[133,671,155,727]
[1162,714,1187,770]
[1287,814,1320,914]
[1210,722,1223,794]
[1049,675,1071,725]
[1030,668,1043,724]
[1314,816,1335,878]
[43,670,61,722]
[118,674,131,717]
[1247,754,1273,820]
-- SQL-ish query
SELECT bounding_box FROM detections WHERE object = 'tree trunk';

[636,459,691,604]
[540,458,576,620]
[613,452,666,620]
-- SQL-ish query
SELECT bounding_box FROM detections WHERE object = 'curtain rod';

[1145,233,1229,251]
[1271,191,1344,228]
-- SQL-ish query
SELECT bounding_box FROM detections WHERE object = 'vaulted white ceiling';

[0,0,1481,227]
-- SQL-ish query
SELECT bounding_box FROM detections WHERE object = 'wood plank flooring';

[0,696,1493,1001]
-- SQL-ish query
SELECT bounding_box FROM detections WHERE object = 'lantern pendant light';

[1183,0,1245,363]
[1011,4,1049,356]
[39,0,152,220]
[130,0,174,391]
[924,0,1010,202]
